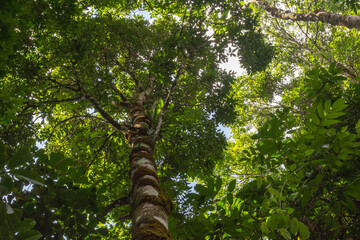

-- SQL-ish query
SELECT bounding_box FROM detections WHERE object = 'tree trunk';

[249,0,360,29]
[126,103,173,240]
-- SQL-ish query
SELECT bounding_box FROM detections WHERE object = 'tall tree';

[0,0,274,239]
[3,0,359,239]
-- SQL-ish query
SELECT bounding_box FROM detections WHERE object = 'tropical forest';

[1,0,360,239]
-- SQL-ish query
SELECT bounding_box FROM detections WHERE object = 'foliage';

[0,0,273,238]
[176,64,360,239]
[333,0,360,13]
[0,0,359,239]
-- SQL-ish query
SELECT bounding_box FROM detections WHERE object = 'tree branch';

[110,84,129,105]
[135,86,153,106]
[115,60,140,90]
[153,59,186,138]
[103,196,130,216]
[248,0,360,29]
[96,130,117,154]
[119,214,131,221]
[47,77,80,92]
[83,94,128,133]
[84,130,117,170]
[18,97,83,119]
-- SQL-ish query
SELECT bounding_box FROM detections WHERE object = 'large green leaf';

[17,229,42,240]
[8,148,32,169]
[298,222,310,239]
[227,180,236,193]
[280,228,291,240]
[11,169,44,186]
[0,142,6,168]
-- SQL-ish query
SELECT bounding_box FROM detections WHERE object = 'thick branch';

[110,84,130,105]
[249,0,360,29]
[20,96,83,116]
[69,59,128,133]
[47,77,80,92]
[103,196,130,216]
[77,82,126,132]
[153,60,186,138]
[135,87,153,106]
[119,214,131,221]
[48,97,82,104]
[84,94,128,133]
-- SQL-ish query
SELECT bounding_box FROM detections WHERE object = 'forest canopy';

[0,0,360,239]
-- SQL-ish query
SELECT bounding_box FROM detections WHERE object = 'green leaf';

[11,169,44,186]
[331,98,347,111]
[325,111,346,119]
[280,228,291,240]
[17,229,42,240]
[289,164,296,171]
[261,222,269,234]
[194,184,207,195]
[313,174,323,185]
[346,182,360,200]
[324,100,331,113]
[18,218,36,233]
[287,207,294,214]
[298,222,310,239]
[328,62,336,73]
[0,174,13,194]
[321,119,340,127]
[0,142,7,168]
[331,75,347,81]
[8,148,32,169]
[257,176,262,189]
[328,62,342,75]
[343,195,356,212]
[227,179,236,192]
[283,215,291,225]
[356,120,360,135]
[50,152,64,163]
[261,199,270,214]
[304,149,315,156]
[316,102,324,119]
[215,177,222,192]
[289,218,299,234]
[301,187,316,207]
[159,98,164,108]
[268,187,280,196]
[270,215,280,230]
[311,112,320,125]
[226,193,234,205]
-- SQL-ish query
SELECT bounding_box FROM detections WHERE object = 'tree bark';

[126,103,173,240]
[249,0,360,30]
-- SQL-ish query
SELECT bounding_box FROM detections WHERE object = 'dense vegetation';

[0,0,359,239]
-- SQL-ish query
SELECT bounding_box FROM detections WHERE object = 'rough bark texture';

[251,0,360,29]
[126,103,173,240]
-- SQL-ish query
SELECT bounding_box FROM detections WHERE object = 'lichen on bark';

[126,102,173,239]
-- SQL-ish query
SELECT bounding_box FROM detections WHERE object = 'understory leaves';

[172,63,360,239]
